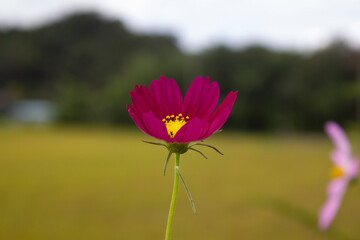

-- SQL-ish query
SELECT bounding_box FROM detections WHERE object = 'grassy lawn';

[0,126,359,240]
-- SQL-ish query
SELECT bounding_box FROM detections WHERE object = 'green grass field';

[0,126,359,240]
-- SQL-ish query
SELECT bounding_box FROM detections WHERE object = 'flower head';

[318,121,359,231]
[127,76,237,145]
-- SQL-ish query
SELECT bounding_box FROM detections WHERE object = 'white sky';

[1,0,360,52]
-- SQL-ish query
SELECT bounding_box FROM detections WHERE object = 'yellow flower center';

[162,113,189,139]
[331,166,344,179]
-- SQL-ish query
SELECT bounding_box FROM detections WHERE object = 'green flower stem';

[165,153,180,240]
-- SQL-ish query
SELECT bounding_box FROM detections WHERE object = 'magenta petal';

[142,111,171,142]
[149,79,169,116]
[148,76,182,118]
[209,91,237,123]
[127,105,151,136]
[173,118,204,143]
[130,85,161,118]
[197,80,220,118]
[201,107,231,139]
[200,91,237,139]
[165,76,183,116]
[182,76,205,118]
[182,76,220,119]
[325,121,351,155]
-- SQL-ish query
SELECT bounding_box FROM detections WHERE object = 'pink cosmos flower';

[128,76,237,240]
[318,121,359,231]
[127,76,237,144]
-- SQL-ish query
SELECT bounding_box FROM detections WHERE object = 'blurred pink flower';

[318,121,359,230]
[127,76,237,143]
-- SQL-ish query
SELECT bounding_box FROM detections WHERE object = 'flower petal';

[127,105,151,136]
[173,118,204,143]
[142,111,171,142]
[319,178,347,230]
[325,121,351,155]
[201,91,237,139]
[330,150,350,166]
[349,158,359,179]
[209,91,238,123]
[318,195,342,230]
[165,76,183,116]
[148,76,183,118]
[327,178,347,197]
[201,107,231,139]
[182,76,220,119]
[130,85,161,118]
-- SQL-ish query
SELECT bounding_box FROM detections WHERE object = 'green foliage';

[56,81,90,122]
[0,12,359,130]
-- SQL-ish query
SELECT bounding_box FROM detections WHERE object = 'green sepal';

[142,140,169,149]
[188,143,223,155]
[167,142,189,154]
[188,147,208,159]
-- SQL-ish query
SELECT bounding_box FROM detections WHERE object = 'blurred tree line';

[0,12,359,131]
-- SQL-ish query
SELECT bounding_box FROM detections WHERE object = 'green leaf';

[176,166,196,214]
[141,140,168,149]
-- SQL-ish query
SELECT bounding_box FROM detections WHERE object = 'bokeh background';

[0,0,360,239]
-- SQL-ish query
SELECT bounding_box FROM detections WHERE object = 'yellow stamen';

[331,166,344,179]
[163,113,189,139]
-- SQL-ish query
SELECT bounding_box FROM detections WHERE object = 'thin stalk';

[165,153,180,240]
